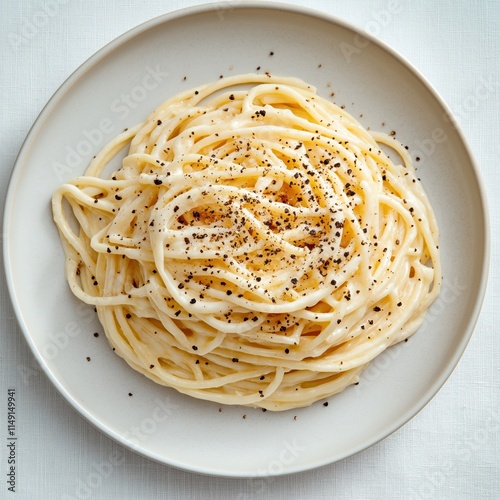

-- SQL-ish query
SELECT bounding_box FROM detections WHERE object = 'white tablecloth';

[1,1,498,498]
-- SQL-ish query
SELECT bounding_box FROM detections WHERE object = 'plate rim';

[2,0,491,477]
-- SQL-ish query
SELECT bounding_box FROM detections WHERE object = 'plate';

[3,2,489,476]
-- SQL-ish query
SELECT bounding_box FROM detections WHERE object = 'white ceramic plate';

[4,2,489,476]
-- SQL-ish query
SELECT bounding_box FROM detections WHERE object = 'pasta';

[52,74,441,411]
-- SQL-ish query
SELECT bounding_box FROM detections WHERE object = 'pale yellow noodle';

[52,74,441,411]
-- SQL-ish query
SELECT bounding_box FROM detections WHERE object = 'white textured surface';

[0,1,498,499]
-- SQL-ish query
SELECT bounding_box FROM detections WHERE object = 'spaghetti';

[52,74,441,410]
